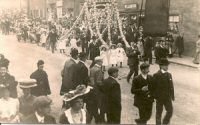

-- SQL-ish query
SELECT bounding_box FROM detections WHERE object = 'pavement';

[168,56,199,69]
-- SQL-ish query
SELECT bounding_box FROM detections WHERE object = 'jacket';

[152,70,175,101]
[30,69,51,96]
[60,58,77,95]
[0,73,17,98]
[131,74,154,107]
[126,47,140,66]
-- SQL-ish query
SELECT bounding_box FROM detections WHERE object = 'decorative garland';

[115,6,130,47]
[106,3,112,45]
[60,3,86,40]
[93,0,106,45]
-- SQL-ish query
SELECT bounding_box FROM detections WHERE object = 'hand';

[141,86,148,92]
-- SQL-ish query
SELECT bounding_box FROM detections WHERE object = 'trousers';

[156,99,173,125]
[127,65,139,82]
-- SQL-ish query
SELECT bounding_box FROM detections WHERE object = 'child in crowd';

[58,39,66,54]
[109,44,118,67]
[116,43,126,68]
[137,37,144,60]
[40,31,48,47]
[100,45,109,71]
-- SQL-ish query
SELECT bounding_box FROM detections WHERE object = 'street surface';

[0,34,200,124]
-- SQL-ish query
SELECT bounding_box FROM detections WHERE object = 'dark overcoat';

[126,47,140,66]
[101,77,121,124]
[75,61,89,87]
[0,73,17,98]
[131,74,154,107]
[152,70,175,101]
[30,69,51,96]
[60,59,77,95]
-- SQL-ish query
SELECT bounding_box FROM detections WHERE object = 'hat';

[158,58,170,65]
[94,56,103,61]
[63,85,92,102]
[37,60,44,66]
[100,44,109,50]
[117,43,122,47]
[19,79,37,89]
[140,63,150,70]
[110,44,117,49]
[33,96,52,110]
[108,67,119,76]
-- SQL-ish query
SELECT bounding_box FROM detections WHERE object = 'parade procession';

[0,0,200,124]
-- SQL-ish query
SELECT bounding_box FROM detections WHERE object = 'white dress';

[100,50,109,66]
[70,38,78,49]
[40,34,47,44]
[58,39,66,50]
[0,98,19,123]
[116,48,125,63]
[109,49,118,65]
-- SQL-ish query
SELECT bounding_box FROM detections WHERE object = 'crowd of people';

[0,10,188,124]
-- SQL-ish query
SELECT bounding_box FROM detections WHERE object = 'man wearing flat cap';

[86,56,104,123]
[30,60,51,96]
[101,67,121,124]
[131,63,154,124]
[23,96,56,123]
[152,58,175,125]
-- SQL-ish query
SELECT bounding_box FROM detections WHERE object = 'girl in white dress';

[100,45,109,71]
[40,31,48,47]
[109,44,118,67]
[116,43,126,68]
[58,39,66,54]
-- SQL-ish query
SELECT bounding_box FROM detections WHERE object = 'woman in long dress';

[100,45,109,71]
[109,44,118,67]
[116,43,126,68]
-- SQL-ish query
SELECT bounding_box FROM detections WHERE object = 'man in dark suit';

[60,48,79,95]
[75,52,89,87]
[126,42,140,83]
[152,58,175,125]
[30,60,51,96]
[144,37,154,64]
[131,63,154,124]
[101,67,121,124]
[23,96,56,124]
[174,33,184,58]
[46,28,59,53]
[86,56,104,124]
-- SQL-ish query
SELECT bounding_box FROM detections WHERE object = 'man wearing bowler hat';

[131,63,154,124]
[152,58,175,125]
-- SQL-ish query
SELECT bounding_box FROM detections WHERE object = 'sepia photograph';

[0,0,200,124]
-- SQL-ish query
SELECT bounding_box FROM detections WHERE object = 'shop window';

[169,15,179,33]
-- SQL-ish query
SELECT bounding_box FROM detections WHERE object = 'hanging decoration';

[60,0,130,47]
